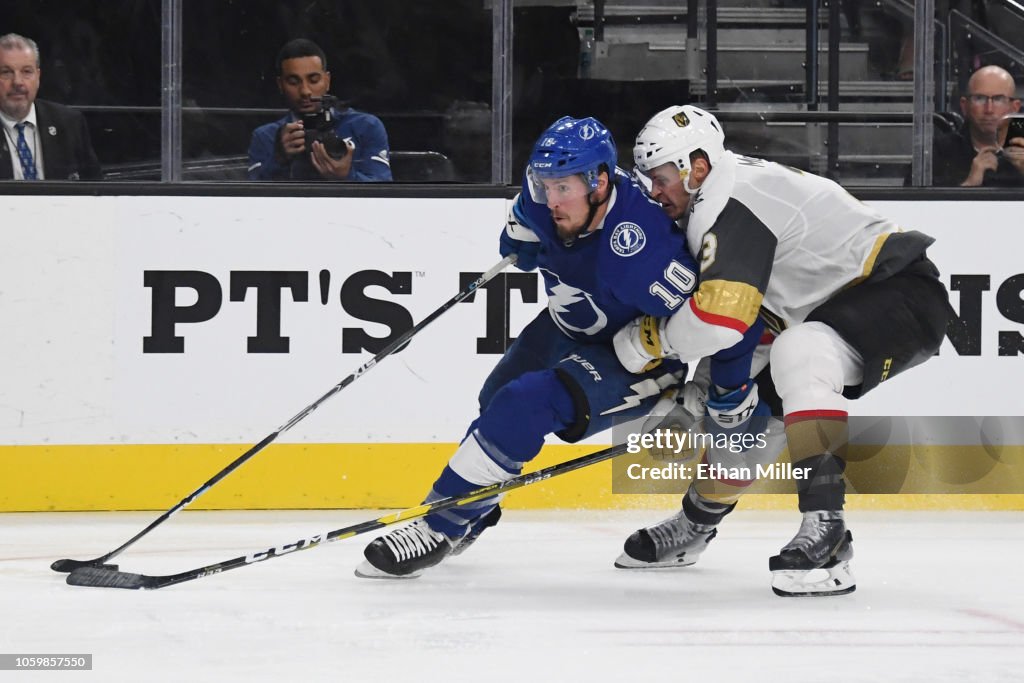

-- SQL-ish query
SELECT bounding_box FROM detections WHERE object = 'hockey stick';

[65,439,631,589]
[51,254,517,574]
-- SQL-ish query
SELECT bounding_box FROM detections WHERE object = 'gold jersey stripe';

[850,232,892,287]
[692,278,764,328]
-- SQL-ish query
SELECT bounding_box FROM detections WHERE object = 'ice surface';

[2,510,1022,682]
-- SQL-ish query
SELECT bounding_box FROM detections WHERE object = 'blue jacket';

[247,107,392,181]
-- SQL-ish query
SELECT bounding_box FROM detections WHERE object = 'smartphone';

[1007,116,1024,142]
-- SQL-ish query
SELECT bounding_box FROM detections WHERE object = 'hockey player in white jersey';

[615,105,951,596]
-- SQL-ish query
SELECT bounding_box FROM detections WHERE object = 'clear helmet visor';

[526,167,592,205]
[633,165,691,204]
[642,162,693,196]
[631,167,655,198]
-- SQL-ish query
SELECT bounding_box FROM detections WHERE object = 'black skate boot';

[769,510,855,597]
[451,506,502,557]
[615,510,718,569]
[356,519,457,579]
[615,490,734,569]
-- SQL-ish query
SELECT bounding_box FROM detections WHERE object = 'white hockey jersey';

[664,151,934,361]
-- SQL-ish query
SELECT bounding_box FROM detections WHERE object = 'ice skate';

[450,506,502,557]
[356,519,457,579]
[614,507,719,569]
[769,510,855,597]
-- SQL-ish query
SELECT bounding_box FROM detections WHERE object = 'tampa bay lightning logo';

[610,222,646,257]
[578,124,597,141]
[540,268,609,337]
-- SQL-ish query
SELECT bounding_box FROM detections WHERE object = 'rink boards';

[2,196,1022,511]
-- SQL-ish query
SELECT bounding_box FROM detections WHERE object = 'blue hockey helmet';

[526,116,617,204]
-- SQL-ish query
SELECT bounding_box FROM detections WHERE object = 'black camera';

[301,95,350,159]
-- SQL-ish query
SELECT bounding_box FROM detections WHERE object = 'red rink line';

[601,642,1019,648]
[958,607,1024,632]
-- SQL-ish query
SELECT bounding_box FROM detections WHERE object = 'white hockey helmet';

[633,105,725,194]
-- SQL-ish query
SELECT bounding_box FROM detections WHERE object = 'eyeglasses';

[967,94,1015,106]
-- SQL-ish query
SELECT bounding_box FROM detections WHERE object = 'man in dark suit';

[0,33,100,181]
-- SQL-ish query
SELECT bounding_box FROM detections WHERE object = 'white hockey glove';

[679,380,708,418]
[613,315,677,374]
[499,194,541,272]
[638,384,706,463]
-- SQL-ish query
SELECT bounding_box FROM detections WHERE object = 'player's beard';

[554,220,587,241]
[553,196,598,241]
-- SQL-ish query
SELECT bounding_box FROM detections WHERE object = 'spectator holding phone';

[933,65,1023,187]
[1001,114,1024,181]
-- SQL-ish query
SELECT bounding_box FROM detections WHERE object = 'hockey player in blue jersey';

[356,115,762,579]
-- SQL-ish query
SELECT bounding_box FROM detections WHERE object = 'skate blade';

[614,552,697,570]
[354,560,423,580]
[770,561,856,597]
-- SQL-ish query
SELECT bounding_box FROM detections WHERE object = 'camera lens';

[323,133,348,158]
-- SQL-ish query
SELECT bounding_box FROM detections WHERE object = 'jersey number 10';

[649,260,697,310]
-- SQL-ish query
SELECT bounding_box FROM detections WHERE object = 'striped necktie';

[14,122,38,180]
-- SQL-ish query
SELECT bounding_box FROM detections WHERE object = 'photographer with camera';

[930,65,1024,187]
[248,39,391,182]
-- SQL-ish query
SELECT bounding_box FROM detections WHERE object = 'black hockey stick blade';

[51,255,515,574]
[50,559,118,572]
[66,567,154,590]
[65,439,630,590]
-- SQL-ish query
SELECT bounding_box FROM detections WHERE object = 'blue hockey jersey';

[514,168,700,343]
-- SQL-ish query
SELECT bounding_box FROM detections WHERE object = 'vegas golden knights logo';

[672,111,690,127]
